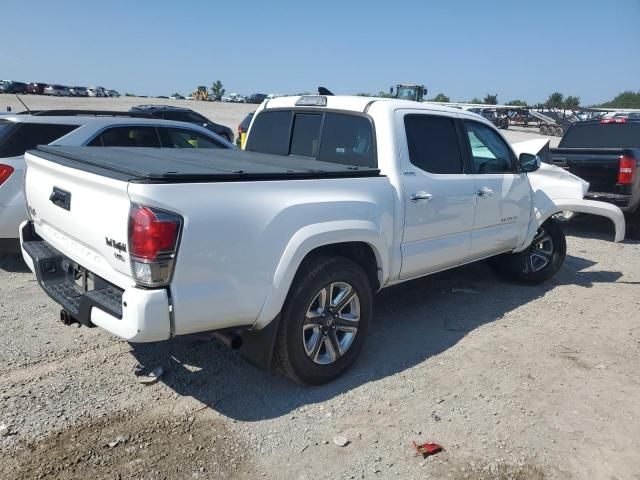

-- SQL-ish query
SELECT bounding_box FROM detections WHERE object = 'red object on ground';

[413,441,444,458]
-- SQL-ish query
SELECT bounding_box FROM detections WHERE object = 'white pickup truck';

[20,95,625,384]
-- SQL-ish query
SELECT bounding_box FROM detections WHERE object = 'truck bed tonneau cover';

[31,146,381,183]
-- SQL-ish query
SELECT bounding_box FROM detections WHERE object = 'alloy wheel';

[302,282,360,365]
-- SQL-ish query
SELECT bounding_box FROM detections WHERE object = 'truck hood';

[510,139,625,246]
[512,138,589,196]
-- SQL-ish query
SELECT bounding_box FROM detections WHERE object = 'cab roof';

[263,95,473,117]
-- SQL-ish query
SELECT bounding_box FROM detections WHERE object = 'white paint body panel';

[21,96,625,342]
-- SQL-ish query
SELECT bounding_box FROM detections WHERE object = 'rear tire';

[555,126,564,136]
[275,255,372,385]
[540,125,548,135]
[489,219,566,284]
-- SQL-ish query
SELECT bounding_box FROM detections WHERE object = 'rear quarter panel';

[127,177,396,334]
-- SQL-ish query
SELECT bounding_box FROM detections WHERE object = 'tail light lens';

[0,164,14,186]
[128,204,182,287]
[600,118,627,124]
[618,155,637,185]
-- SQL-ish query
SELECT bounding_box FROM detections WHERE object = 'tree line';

[357,89,640,109]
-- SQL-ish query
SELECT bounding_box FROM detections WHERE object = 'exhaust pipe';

[211,331,243,350]
[60,309,79,326]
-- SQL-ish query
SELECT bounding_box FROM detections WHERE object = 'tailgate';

[549,149,621,193]
[24,151,133,286]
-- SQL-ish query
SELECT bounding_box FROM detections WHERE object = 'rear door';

[461,120,531,256]
[397,111,477,279]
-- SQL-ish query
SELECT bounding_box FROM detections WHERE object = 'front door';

[397,111,478,279]
[461,120,531,257]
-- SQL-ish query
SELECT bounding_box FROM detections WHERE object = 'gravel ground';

[1,216,639,480]
[0,95,635,479]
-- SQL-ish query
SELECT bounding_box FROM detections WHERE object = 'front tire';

[489,219,566,284]
[275,256,372,385]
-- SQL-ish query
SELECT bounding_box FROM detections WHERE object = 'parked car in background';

[69,86,88,97]
[0,81,28,94]
[549,118,640,238]
[107,90,120,97]
[0,111,234,251]
[129,104,234,142]
[26,82,47,95]
[18,95,624,384]
[222,93,246,103]
[236,112,254,147]
[44,85,71,96]
[87,86,106,97]
[246,93,268,104]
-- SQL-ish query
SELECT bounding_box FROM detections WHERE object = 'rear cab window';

[559,122,640,148]
[246,109,376,167]
[0,122,80,157]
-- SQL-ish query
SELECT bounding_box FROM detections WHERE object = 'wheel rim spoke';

[526,227,555,273]
[327,331,342,360]
[302,281,360,365]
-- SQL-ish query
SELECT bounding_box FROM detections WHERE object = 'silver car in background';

[44,85,71,96]
[69,86,88,97]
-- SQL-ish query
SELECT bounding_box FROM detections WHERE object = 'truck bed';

[33,145,381,183]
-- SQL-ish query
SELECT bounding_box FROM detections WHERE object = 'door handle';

[477,188,494,198]
[410,192,433,202]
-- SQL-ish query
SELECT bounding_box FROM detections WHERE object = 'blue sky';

[2,0,638,104]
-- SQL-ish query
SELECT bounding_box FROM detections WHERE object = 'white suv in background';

[0,111,234,251]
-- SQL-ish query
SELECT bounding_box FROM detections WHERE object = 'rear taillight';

[128,204,182,287]
[600,118,627,124]
[618,155,637,185]
[0,164,14,186]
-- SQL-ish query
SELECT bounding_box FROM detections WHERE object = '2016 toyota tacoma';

[20,95,625,384]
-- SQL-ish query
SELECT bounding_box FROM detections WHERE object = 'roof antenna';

[318,86,334,96]
[15,94,32,114]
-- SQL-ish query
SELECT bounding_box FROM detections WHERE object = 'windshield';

[397,87,417,100]
[559,122,640,148]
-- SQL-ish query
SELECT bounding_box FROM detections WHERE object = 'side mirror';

[519,153,541,173]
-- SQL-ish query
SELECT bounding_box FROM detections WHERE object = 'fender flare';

[253,220,389,329]
[514,198,625,252]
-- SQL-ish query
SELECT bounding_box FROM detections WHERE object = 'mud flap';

[238,315,281,370]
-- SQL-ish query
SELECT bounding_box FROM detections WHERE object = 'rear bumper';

[20,221,171,342]
[584,191,633,211]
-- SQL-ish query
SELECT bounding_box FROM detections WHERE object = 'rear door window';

[0,123,80,157]
[158,127,225,148]
[88,126,161,147]
[245,110,292,155]
[290,114,322,157]
[319,113,375,167]
[404,115,463,174]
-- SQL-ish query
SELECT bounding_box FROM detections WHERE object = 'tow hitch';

[60,309,80,327]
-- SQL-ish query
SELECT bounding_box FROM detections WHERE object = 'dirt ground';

[0,95,636,479]
[1,215,639,480]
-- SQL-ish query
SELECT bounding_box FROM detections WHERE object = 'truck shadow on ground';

[129,252,625,422]
[0,253,30,273]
